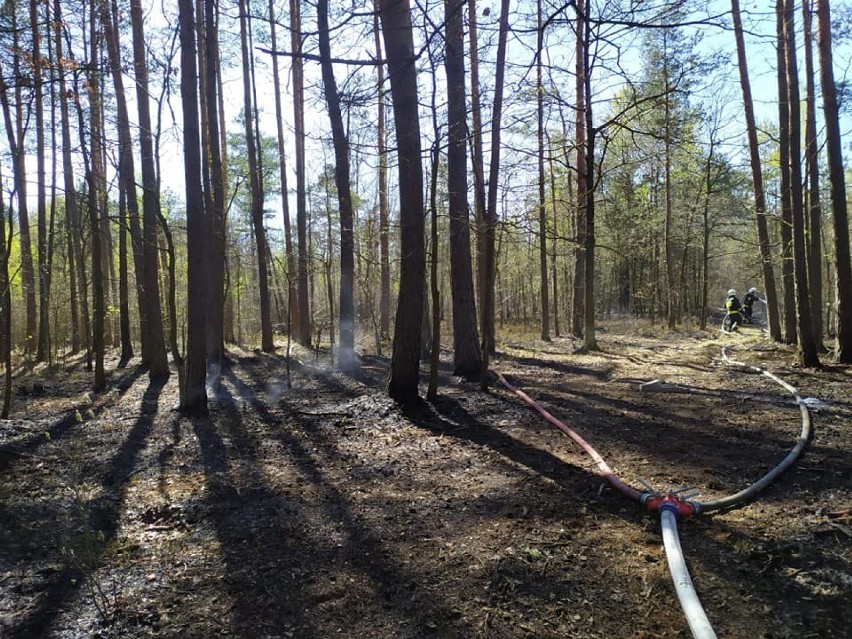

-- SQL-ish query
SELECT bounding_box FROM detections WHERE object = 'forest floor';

[0,320,850,639]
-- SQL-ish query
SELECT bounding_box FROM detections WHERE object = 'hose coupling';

[640,491,658,506]
[645,493,698,520]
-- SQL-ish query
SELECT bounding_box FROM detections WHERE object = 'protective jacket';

[726,295,742,315]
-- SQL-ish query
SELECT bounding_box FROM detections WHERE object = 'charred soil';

[1,323,850,638]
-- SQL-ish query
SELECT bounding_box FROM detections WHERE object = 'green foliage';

[226,122,283,225]
[522,546,549,562]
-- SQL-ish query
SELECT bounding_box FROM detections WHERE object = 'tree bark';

[373,3,391,342]
[101,0,149,368]
[270,0,297,353]
[468,0,487,327]
[427,136,441,401]
[317,0,357,371]
[52,0,87,355]
[238,0,273,352]
[579,0,597,351]
[290,0,311,346]
[572,0,586,338]
[102,0,137,365]
[781,0,819,366]
[118,187,133,365]
[380,0,425,403]
[731,0,781,341]
[129,0,170,378]
[0,179,12,417]
[536,0,551,341]
[46,2,59,363]
[0,13,37,357]
[698,124,720,331]
[445,0,482,376]
[815,0,852,362]
[481,0,511,387]
[32,0,50,362]
[776,4,798,344]
[662,36,676,330]
[801,0,823,344]
[178,0,208,414]
[548,144,560,336]
[201,0,226,380]
[215,15,234,346]
[87,4,106,390]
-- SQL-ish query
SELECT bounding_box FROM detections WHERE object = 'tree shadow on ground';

[184,367,480,637]
[409,397,642,521]
[6,377,164,639]
[681,514,852,636]
[483,368,822,512]
[495,351,616,380]
[0,366,146,473]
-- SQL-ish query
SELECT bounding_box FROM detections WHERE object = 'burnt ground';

[0,322,850,639]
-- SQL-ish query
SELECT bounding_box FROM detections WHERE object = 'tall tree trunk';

[32,0,50,362]
[61,20,94,366]
[100,0,148,367]
[536,0,550,341]
[247,7,272,346]
[46,3,58,363]
[129,0,170,377]
[548,145,560,336]
[198,0,212,258]
[579,0,597,351]
[323,171,336,366]
[427,135,441,400]
[802,0,823,344]
[699,128,719,331]
[380,0,425,403]
[65,190,80,353]
[663,38,676,330]
[445,0,481,376]
[290,0,311,346]
[373,4,391,341]
[214,16,234,346]
[317,0,356,371]
[52,0,85,354]
[0,14,37,357]
[701,182,711,330]
[238,0,273,352]
[815,0,852,362]
[731,0,781,341]
[87,4,106,390]
[481,0,511,387]
[178,0,208,413]
[155,201,183,383]
[102,0,141,365]
[118,187,133,365]
[781,0,819,366]
[270,0,297,352]
[776,5,798,344]
[468,0,487,324]
[0,177,12,417]
[198,0,225,385]
[572,0,586,338]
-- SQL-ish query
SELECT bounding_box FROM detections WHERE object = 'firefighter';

[724,289,743,332]
[742,287,760,324]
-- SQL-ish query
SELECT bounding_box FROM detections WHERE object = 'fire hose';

[492,347,812,638]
